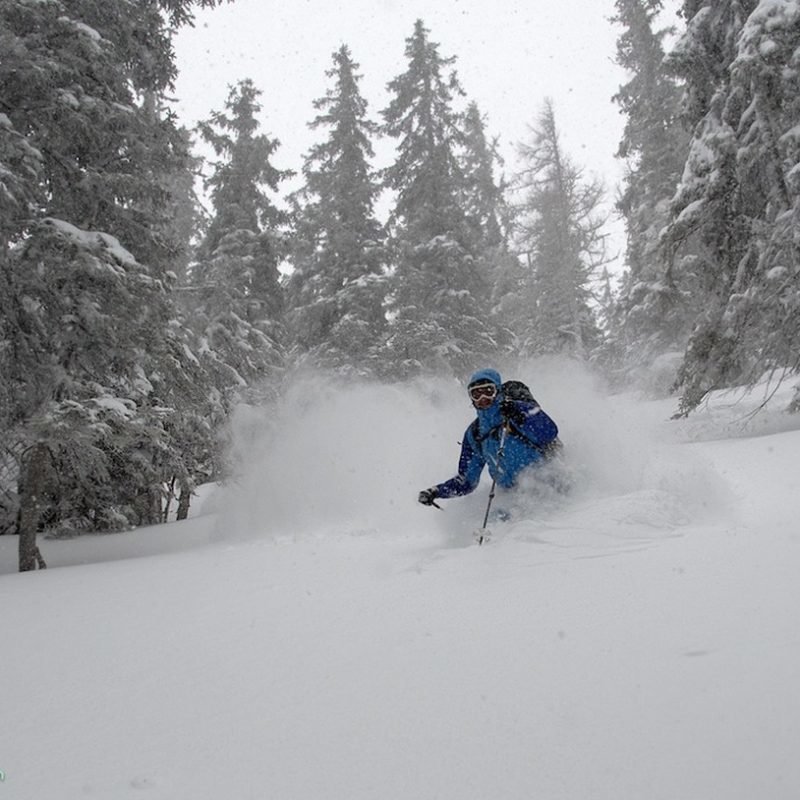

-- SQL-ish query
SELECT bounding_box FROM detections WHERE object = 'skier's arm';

[503,400,559,448]
[432,426,486,498]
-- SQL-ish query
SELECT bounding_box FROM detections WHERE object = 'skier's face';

[469,382,497,410]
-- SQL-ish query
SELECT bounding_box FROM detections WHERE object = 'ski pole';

[476,474,498,545]
[476,425,508,545]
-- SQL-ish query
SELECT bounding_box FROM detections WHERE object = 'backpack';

[501,380,536,405]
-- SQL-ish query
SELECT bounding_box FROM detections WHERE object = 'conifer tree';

[287,45,387,375]
[191,79,289,410]
[513,100,607,359]
[461,102,505,252]
[609,0,695,385]
[0,0,219,567]
[460,101,518,356]
[381,20,494,377]
[665,0,800,413]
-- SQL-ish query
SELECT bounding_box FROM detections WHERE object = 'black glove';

[418,487,439,506]
[501,399,525,425]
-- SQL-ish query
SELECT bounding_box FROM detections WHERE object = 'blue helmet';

[467,368,502,390]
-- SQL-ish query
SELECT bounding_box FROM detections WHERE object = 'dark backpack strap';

[468,418,502,446]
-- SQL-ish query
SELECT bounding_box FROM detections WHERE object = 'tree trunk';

[163,476,176,523]
[177,482,191,521]
[17,443,49,572]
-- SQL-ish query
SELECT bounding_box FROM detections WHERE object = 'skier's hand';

[418,487,439,507]
[501,399,525,425]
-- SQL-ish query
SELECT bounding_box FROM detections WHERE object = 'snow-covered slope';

[1,366,798,799]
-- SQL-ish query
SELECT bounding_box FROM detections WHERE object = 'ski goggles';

[468,382,498,402]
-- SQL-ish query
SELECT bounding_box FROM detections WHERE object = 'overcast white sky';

[172,0,683,271]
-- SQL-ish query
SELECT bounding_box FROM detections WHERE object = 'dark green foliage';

[3,219,207,534]
[381,20,495,377]
[0,0,219,555]
[287,45,388,375]
[461,102,506,252]
[0,0,199,269]
[190,79,288,409]
[198,78,291,265]
[608,0,696,388]
[665,0,800,413]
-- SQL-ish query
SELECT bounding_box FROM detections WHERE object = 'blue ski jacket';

[433,369,560,499]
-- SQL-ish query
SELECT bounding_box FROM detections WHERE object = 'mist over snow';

[213,357,733,548]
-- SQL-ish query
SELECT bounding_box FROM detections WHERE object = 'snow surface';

[1,361,799,800]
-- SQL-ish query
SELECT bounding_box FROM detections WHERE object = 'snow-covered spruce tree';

[286,45,388,376]
[512,99,607,359]
[461,101,506,254]
[0,0,220,568]
[0,86,45,545]
[164,127,206,285]
[608,0,696,387]
[665,0,800,414]
[19,223,212,525]
[381,20,495,378]
[191,79,289,414]
[460,101,518,355]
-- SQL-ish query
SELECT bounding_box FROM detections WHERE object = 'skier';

[417,368,562,510]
